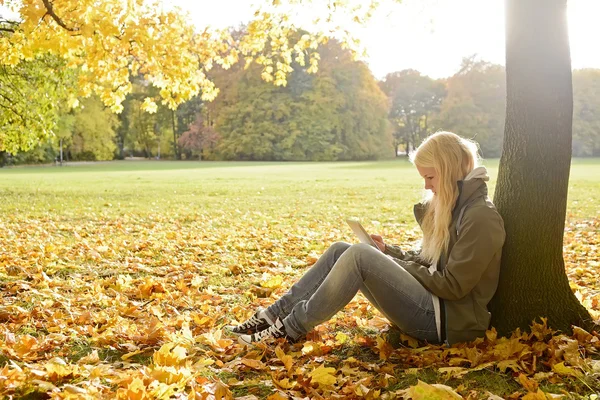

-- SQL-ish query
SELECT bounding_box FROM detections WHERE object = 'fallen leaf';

[309,364,337,387]
[407,380,463,399]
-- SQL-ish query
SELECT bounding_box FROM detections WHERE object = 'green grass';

[0,158,598,222]
[1,159,599,398]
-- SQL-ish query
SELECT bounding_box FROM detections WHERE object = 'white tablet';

[346,219,380,250]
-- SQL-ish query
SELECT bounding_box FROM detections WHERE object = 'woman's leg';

[266,241,351,320]
[282,243,439,343]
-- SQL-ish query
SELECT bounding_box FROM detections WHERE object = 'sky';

[169,0,600,79]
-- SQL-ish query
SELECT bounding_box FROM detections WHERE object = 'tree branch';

[0,18,18,33]
[41,0,79,32]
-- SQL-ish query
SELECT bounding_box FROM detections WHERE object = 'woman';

[228,132,505,345]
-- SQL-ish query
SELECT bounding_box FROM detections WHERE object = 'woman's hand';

[371,234,386,252]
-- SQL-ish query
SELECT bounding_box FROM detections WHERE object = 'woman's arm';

[400,207,505,301]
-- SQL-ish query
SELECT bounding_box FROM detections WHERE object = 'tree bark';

[489,0,594,335]
[172,109,179,160]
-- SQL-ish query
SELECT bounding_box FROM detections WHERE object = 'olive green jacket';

[385,169,505,344]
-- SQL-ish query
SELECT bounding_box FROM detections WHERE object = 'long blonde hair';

[410,132,481,265]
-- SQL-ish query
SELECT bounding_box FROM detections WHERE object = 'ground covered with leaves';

[0,160,599,399]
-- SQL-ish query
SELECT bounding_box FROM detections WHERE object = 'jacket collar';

[453,166,489,214]
[413,166,489,224]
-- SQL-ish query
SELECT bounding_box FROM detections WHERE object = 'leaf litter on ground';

[0,214,599,399]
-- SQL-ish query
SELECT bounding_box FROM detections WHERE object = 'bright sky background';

[170,0,600,79]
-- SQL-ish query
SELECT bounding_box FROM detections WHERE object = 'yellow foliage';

[308,364,337,387]
[153,343,187,367]
[407,380,462,400]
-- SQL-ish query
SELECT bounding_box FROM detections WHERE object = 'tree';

[178,114,219,160]
[174,93,205,159]
[432,57,506,157]
[69,96,119,160]
[488,0,594,335]
[214,39,392,161]
[379,70,446,156]
[0,55,74,154]
[1,0,374,154]
[572,69,600,157]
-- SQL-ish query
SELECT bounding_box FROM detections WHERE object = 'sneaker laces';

[238,314,265,330]
[254,320,285,341]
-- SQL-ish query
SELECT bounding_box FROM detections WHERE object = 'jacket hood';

[464,166,489,182]
[454,166,489,213]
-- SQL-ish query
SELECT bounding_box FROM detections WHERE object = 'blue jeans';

[267,242,439,343]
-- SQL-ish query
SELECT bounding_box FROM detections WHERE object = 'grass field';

[1,158,598,219]
[0,159,599,399]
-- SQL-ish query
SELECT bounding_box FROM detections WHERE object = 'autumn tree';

[1,0,372,154]
[488,0,595,334]
[214,39,392,161]
[379,70,446,156]
[178,114,219,160]
[69,96,119,161]
[433,57,506,157]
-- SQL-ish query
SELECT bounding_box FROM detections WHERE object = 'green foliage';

[379,69,446,155]
[69,96,119,161]
[214,39,392,161]
[573,69,600,157]
[118,81,178,159]
[0,55,75,154]
[432,57,506,158]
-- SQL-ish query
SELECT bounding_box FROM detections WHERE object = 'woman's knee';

[346,242,374,256]
[329,241,352,254]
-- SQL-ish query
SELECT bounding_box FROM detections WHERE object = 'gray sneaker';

[238,318,295,345]
[226,309,273,335]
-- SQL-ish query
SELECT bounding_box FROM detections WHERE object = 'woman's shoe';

[226,309,273,335]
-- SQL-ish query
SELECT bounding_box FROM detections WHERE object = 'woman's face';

[417,166,439,195]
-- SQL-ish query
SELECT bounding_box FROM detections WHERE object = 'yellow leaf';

[308,364,337,387]
[301,341,322,356]
[518,373,539,392]
[13,335,38,358]
[267,392,290,400]
[261,275,283,289]
[150,365,191,385]
[275,345,293,372]
[141,97,158,114]
[272,376,295,389]
[522,389,550,400]
[376,336,393,360]
[407,380,463,400]
[400,333,420,349]
[153,343,187,367]
[117,377,150,400]
[241,358,265,370]
[122,349,144,361]
[335,332,348,344]
[197,330,233,352]
[77,350,100,365]
[552,362,583,377]
[497,359,521,373]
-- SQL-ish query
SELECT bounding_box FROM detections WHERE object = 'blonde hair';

[409,131,481,265]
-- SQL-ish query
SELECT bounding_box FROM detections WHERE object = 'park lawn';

[0,159,598,399]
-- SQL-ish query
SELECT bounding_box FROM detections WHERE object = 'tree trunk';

[489,0,594,335]
[172,109,179,160]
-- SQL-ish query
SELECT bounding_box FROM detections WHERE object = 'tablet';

[346,219,380,250]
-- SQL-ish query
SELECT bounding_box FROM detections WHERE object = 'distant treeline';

[3,42,600,165]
